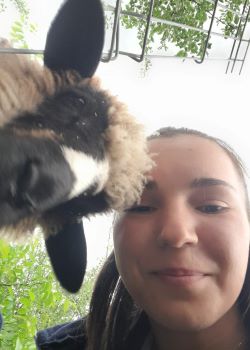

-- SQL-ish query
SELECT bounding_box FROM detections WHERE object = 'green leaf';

[0,240,10,259]
[15,337,23,350]
[176,50,187,58]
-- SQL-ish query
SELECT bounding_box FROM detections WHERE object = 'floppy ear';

[45,220,86,293]
[44,0,105,77]
[42,0,105,293]
[44,192,108,293]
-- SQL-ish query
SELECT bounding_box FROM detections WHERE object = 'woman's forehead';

[147,135,242,188]
[148,134,220,152]
[148,135,230,161]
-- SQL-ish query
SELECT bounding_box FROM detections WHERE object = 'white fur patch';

[62,146,109,199]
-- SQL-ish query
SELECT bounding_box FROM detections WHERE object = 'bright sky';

[1,0,250,269]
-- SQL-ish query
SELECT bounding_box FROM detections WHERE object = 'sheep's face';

[8,83,110,156]
[0,61,111,230]
[0,0,154,293]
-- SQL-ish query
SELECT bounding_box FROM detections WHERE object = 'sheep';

[0,0,153,292]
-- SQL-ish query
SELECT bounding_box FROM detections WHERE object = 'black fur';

[43,190,110,224]
[45,220,87,293]
[5,85,110,159]
[0,0,111,293]
[0,130,74,226]
[44,0,104,77]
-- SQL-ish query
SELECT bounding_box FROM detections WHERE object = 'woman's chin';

[149,307,222,333]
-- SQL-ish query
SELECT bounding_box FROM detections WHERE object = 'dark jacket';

[35,312,150,350]
[35,318,87,350]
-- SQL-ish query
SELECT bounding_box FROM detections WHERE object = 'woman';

[36,127,250,350]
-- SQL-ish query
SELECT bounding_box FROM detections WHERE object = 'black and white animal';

[0,0,153,292]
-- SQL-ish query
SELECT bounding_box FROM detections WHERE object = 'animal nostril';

[6,160,40,209]
[20,159,40,190]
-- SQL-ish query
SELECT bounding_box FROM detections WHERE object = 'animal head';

[0,0,153,292]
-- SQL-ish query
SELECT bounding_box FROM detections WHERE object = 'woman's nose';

[156,203,198,249]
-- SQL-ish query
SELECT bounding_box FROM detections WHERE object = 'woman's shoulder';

[35,312,151,350]
[35,317,87,350]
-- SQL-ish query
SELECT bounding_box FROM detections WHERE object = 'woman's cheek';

[200,212,250,289]
[114,213,149,244]
[113,215,152,277]
[113,216,135,269]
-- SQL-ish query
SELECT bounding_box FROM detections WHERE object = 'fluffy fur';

[0,0,154,292]
[0,40,153,240]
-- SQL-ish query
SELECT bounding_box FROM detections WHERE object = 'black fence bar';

[0,48,44,54]
[239,36,250,73]
[121,9,249,42]
[130,0,155,62]
[230,3,250,73]
[226,0,250,73]
[117,49,244,61]
[195,0,219,64]
[102,0,121,62]
[206,0,248,18]
[1,0,250,74]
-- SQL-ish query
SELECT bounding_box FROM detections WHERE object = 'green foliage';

[9,0,29,18]
[0,237,99,349]
[0,0,29,17]
[10,15,37,49]
[122,0,248,59]
[0,0,36,50]
[1,0,41,60]
[0,0,37,50]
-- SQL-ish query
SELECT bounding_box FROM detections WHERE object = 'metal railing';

[0,0,250,74]
[101,0,250,73]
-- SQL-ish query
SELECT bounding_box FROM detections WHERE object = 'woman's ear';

[44,0,105,78]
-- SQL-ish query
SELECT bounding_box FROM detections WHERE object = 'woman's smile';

[150,269,208,288]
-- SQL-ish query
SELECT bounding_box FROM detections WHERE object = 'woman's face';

[113,135,250,331]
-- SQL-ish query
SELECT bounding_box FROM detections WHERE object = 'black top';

[35,318,87,350]
[35,312,150,350]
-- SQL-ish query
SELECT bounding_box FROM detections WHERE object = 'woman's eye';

[197,205,227,214]
[124,206,155,213]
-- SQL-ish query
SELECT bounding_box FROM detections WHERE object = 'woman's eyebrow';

[190,177,236,191]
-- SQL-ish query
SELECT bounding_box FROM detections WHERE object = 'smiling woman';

[36,126,250,350]
[83,126,250,350]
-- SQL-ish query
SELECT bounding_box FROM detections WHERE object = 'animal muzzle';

[0,130,75,228]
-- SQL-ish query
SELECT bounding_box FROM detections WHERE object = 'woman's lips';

[151,268,208,287]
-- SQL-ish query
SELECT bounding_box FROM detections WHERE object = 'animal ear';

[44,0,105,78]
[45,221,86,293]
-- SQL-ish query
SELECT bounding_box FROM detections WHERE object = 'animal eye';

[197,205,227,214]
[124,206,156,213]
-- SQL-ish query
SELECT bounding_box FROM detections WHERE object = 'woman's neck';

[150,307,247,350]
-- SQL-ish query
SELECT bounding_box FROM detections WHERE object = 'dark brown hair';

[86,126,250,350]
